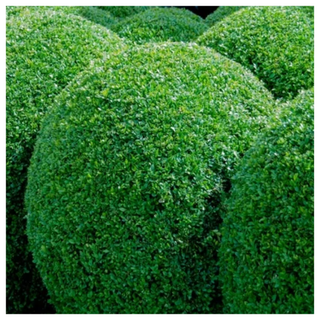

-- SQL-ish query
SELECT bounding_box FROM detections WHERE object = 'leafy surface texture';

[6,9,124,313]
[219,89,314,313]
[111,7,208,44]
[26,42,276,313]
[198,6,314,99]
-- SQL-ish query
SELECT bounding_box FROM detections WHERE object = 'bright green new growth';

[6,9,124,313]
[6,6,117,28]
[205,6,246,26]
[197,6,314,100]
[219,89,314,314]
[26,42,276,314]
[111,7,208,44]
[98,5,151,18]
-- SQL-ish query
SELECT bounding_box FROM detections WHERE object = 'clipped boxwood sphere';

[98,5,151,19]
[205,6,246,26]
[26,42,277,313]
[219,89,314,314]
[6,9,124,313]
[197,6,314,100]
[111,7,208,44]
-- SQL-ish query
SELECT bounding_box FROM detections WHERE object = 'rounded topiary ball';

[6,9,124,313]
[111,7,208,44]
[26,42,276,314]
[219,89,314,314]
[197,6,314,100]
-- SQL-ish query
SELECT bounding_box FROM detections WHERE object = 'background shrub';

[75,6,117,28]
[6,6,117,28]
[205,6,246,26]
[98,5,151,19]
[26,42,276,314]
[6,9,124,313]
[110,7,208,44]
[218,89,314,313]
[197,6,314,100]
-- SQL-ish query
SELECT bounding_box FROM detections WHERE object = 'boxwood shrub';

[26,42,277,314]
[218,89,314,314]
[205,6,246,26]
[6,9,124,313]
[197,6,314,100]
[111,7,208,44]
[6,6,117,28]
[75,6,117,28]
[97,5,151,19]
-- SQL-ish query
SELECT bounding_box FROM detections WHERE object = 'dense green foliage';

[26,42,276,314]
[299,6,314,18]
[6,6,117,28]
[111,7,208,44]
[219,89,314,313]
[6,9,124,313]
[205,6,246,26]
[98,5,151,18]
[197,6,314,100]
[76,6,117,28]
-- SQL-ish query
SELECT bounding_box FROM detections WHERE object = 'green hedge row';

[6,9,125,313]
[25,42,276,313]
[197,6,314,100]
[219,89,314,313]
[110,7,208,44]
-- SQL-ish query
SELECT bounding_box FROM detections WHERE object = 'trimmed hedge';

[6,9,124,313]
[219,89,314,313]
[6,6,117,28]
[205,6,246,26]
[98,5,151,19]
[197,6,314,100]
[26,42,276,313]
[110,7,208,44]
